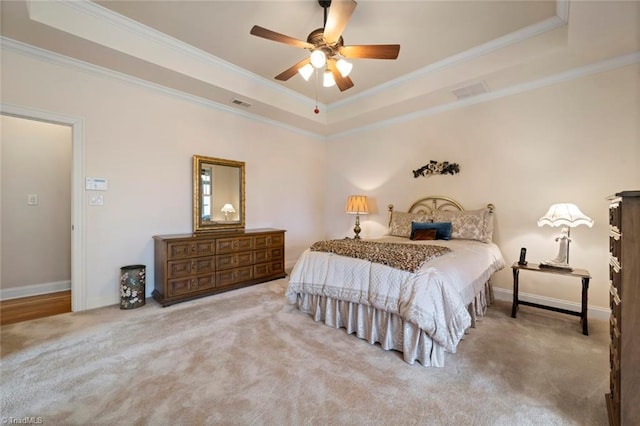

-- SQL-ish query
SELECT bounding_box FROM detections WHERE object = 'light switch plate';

[88,195,104,206]
[27,194,38,205]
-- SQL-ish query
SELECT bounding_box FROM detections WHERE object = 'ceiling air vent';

[231,98,252,108]
[451,81,489,100]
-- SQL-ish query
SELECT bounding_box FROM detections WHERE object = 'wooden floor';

[0,291,71,326]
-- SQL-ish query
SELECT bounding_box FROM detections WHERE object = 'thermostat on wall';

[85,177,108,191]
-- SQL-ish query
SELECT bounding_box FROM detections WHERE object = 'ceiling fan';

[250,0,400,92]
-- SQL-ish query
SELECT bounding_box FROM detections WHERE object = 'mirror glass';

[193,155,245,232]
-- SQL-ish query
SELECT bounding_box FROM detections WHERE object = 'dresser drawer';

[216,252,254,270]
[216,237,253,254]
[167,239,216,260]
[167,274,216,297]
[254,260,284,279]
[254,233,284,249]
[216,266,253,287]
[254,247,284,263]
[168,256,215,278]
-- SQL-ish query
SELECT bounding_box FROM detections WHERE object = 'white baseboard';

[492,287,610,321]
[0,280,72,301]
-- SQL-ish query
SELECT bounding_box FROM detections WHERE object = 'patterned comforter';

[310,239,450,272]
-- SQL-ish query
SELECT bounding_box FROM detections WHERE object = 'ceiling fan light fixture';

[336,58,353,77]
[298,63,314,81]
[310,49,327,68]
[323,70,336,87]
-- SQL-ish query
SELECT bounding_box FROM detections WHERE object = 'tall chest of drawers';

[153,228,286,306]
[605,191,640,425]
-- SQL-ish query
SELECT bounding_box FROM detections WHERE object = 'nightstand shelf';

[511,262,591,335]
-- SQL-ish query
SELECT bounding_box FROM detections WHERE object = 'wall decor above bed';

[413,160,460,178]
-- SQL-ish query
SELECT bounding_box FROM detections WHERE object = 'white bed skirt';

[292,281,494,368]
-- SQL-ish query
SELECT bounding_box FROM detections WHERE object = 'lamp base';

[539,260,573,271]
[353,214,362,240]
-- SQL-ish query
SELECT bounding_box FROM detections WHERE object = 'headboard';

[388,196,494,227]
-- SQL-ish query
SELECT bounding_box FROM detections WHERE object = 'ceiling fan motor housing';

[307,28,343,56]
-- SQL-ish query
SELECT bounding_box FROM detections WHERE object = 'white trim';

[493,287,610,321]
[0,103,87,312]
[557,0,570,24]
[328,51,640,140]
[7,36,637,143]
[0,281,71,301]
[329,14,568,111]
[37,0,569,119]
[0,37,325,141]
[25,0,318,118]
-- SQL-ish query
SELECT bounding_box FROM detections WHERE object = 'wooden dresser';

[605,191,640,425]
[153,228,286,307]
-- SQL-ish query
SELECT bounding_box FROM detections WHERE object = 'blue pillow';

[410,222,452,240]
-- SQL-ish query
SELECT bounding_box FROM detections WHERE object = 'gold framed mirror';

[193,155,245,233]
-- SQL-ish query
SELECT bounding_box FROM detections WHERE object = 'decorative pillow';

[388,211,430,238]
[411,228,437,241]
[410,222,452,240]
[432,208,494,243]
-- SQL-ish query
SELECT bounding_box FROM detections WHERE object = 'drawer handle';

[609,284,621,305]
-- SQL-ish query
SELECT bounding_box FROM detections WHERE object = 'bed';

[285,196,505,367]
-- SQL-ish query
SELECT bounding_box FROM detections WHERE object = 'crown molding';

[28,0,571,118]
[4,36,636,141]
[55,0,313,104]
[329,13,569,112]
[328,51,640,140]
[0,37,326,141]
[25,0,322,120]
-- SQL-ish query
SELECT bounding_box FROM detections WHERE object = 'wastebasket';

[120,264,146,309]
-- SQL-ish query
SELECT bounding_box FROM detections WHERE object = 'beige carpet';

[1,278,609,425]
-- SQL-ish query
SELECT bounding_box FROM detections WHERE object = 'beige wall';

[1,49,327,309]
[1,115,72,292]
[325,64,639,312]
[2,46,638,312]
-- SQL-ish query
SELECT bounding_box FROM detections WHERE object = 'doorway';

[0,104,85,313]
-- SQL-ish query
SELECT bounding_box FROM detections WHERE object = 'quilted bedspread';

[286,237,505,353]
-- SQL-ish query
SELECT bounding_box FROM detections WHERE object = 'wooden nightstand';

[511,262,591,335]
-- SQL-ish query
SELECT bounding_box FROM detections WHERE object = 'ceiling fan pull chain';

[314,68,320,114]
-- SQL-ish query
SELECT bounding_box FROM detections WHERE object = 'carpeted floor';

[1,278,609,425]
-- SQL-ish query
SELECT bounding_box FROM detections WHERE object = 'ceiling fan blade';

[250,25,314,49]
[339,44,400,59]
[275,57,311,81]
[327,59,354,92]
[323,0,357,45]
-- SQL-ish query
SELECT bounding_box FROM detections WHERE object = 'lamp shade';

[537,203,593,228]
[336,58,353,77]
[298,63,314,81]
[221,203,236,213]
[345,195,369,214]
[323,70,336,88]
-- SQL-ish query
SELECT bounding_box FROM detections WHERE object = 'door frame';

[1,103,86,311]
